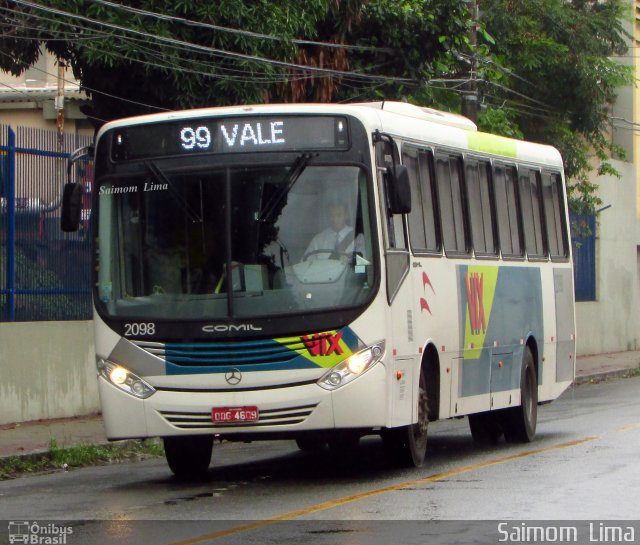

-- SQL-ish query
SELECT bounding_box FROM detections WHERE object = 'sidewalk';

[1,351,639,460]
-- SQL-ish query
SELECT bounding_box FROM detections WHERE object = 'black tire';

[468,412,504,444]
[295,436,327,453]
[327,432,360,454]
[163,435,214,480]
[503,347,538,443]
[382,365,429,467]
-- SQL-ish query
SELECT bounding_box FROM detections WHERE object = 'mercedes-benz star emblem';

[225,368,242,385]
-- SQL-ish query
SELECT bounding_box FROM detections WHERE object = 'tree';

[0,0,470,121]
[0,0,632,212]
[477,0,633,213]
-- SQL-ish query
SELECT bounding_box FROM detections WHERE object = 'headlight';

[97,359,156,399]
[317,341,385,391]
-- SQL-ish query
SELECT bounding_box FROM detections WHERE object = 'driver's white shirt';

[304,226,364,260]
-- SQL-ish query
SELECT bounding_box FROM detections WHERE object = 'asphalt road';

[2,376,639,545]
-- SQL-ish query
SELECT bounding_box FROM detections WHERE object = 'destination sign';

[111,116,350,161]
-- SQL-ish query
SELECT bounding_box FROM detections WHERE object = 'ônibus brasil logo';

[8,521,73,544]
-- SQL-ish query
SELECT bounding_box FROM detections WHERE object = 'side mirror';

[387,164,411,214]
[61,145,93,233]
[61,182,84,232]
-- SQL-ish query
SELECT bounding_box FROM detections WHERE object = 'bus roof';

[97,101,563,169]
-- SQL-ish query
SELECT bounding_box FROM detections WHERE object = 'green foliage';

[0,0,633,211]
[0,438,164,480]
[477,107,524,140]
[0,245,80,321]
[0,0,330,119]
[479,0,633,213]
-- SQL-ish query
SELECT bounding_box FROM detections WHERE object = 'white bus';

[62,101,575,477]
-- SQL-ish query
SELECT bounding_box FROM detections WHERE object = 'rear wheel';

[382,365,429,467]
[163,435,214,480]
[468,412,503,444]
[503,347,538,443]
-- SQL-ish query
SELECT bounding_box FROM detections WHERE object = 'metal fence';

[0,124,93,322]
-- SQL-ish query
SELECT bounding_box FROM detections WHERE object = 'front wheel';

[503,347,538,443]
[382,366,429,467]
[163,435,214,480]
[295,436,327,453]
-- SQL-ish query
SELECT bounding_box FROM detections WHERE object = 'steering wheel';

[302,249,346,261]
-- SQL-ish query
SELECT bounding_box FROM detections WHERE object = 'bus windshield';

[95,160,376,321]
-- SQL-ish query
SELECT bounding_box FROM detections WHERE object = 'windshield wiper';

[144,161,202,223]
[256,152,314,223]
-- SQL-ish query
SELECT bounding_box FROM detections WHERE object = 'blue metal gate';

[0,124,93,321]
[571,213,596,302]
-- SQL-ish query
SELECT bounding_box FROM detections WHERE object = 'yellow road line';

[615,423,640,433]
[166,436,598,545]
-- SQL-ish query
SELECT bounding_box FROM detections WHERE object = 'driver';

[303,201,364,261]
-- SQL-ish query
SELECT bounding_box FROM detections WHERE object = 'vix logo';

[462,266,498,359]
[465,272,487,335]
[302,332,344,357]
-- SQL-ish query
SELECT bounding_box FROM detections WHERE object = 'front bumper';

[98,362,388,440]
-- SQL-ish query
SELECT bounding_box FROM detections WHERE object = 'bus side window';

[435,153,468,256]
[542,172,569,260]
[494,164,523,258]
[519,168,546,259]
[403,146,440,253]
[465,159,498,257]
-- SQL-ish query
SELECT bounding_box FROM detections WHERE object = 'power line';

[0,49,171,113]
[1,19,380,87]
[0,79,108,123]
[474,54,540,90]
[0,11,308,84]
[89,0,393,54]
[3,2,568,116]
[483,79,556,113]
[9,0,413,84]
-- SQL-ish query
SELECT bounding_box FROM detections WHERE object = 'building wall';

[635,1,640,222]
[575,160,640,355]
[0,51,92,136]
[574,1,640,356]
[0,321,98,425]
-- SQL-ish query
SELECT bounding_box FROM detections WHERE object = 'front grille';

[159,403,317,429]
[134,338,307,368]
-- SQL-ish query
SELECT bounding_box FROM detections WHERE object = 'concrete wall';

[0,321,99,425]
[575,160,640,355]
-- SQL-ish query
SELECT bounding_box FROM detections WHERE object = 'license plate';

[212,406,259,424]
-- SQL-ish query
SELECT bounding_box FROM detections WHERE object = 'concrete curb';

[0,439,160,470]
[572,367,640,386]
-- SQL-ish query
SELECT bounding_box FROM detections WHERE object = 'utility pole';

[461,0,479,123]
[56,60,65,150]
